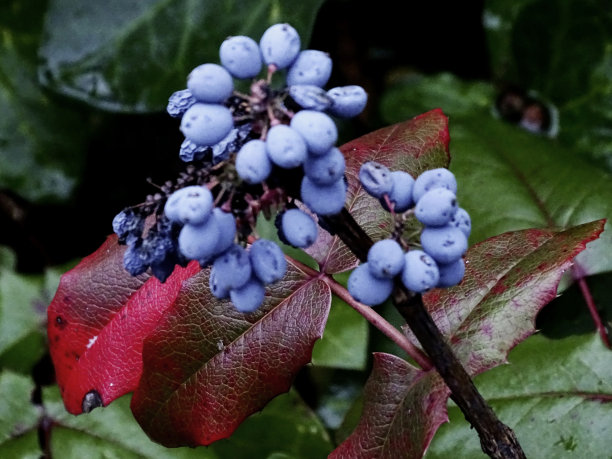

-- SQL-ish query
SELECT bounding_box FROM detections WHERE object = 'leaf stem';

[572,264,611,348]
[322,208,527,459]
[324,276,433,370]
[286,254,432,369]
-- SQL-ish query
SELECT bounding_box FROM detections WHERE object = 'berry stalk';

[323,207,527,459]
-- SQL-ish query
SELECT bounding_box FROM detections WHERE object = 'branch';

[321,208,527,459]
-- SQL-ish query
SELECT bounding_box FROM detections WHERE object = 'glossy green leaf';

[39,0,325,112]
[427,333,612,458]
[0,0,88,202]
[311,296,368,370]
[0,371,40,445]
[381,74,612,278]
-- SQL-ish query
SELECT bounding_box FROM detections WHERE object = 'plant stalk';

[321,208,527,459]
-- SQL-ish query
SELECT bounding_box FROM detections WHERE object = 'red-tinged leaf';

[411,220,606,376]
[331,353,449,459]
[47,235,200,414]
[306,109,450,274]
[130,258,331,447]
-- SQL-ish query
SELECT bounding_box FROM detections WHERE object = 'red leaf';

[47,235,199,414]
[130,258,331,447]
[331,353,449,459]
[306,109,450,274]
[415,220,606,376]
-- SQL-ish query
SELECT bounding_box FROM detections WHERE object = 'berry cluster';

[112,23,368,312]
[347,166,471,306]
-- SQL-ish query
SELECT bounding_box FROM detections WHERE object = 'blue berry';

[413,168,457,203]
[449,207,471,238]
[300,176,346,216]
[167,89,196,118]
[420,226,468,264]
[211,208,236,255]
[288,85,332,111]
[290,110,337,155]
[401,250,440,293]
[236,139,272,184]
[415,188,458,227]
[347,263,394,306]
[187,64,233,103]
[437,258,465,288]
[179,138,209,162]
[380,171,415,212]
[219,35,262,79]
[303,147,346,185]
[177,218,220,262]
[209,268,230,299]
[265,124,307,168]
[249,239,287,284]
[164,186,213,226]
[180,103,234,146]
[359,161,393,198]
[286,50,332,87]
[260,23,301,69]
[327,85,368,118]
[280,208,318,248]
[230,276,266,312]
[212,244,252,290]
[367,239,405,279]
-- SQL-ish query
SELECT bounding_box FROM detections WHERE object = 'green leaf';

[0,0,89,203]
[212,389,333,459]
[44,386,217,458]
[311,296,368,370]
[0,431,40,459]
[0,371,40,445]
[484,0,612,163]
[39,0,325,112]
[0,248,49,361]
[381,74,612,278]
[46,385,332,458]
[426,333,612,458]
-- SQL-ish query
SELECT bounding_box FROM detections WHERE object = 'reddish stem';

[572,264,610,348]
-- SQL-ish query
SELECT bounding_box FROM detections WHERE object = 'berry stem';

[322,207,526,459]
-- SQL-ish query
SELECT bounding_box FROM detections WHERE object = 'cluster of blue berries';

[347,166,471,306]
[113,23,368,312]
